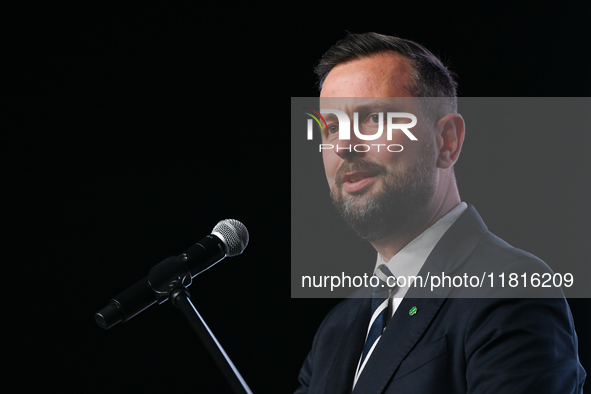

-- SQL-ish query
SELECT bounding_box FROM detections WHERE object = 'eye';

[368,114,380,123]
[327,124,339,134]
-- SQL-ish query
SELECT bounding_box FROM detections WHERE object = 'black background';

[5,3,591,393]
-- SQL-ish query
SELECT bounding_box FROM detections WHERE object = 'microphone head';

[212,219,249,257]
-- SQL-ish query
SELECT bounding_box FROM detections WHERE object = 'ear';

[435,113,465,169]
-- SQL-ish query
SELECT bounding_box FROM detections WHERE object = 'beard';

[330,140,437,242]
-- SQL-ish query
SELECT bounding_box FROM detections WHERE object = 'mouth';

[342,171,375,183]
[341,171,378,193]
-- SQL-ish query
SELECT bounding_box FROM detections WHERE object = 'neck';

[372,178,461,262]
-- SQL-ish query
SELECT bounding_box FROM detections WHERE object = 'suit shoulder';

[472,230,554,273]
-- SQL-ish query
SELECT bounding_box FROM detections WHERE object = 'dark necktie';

[353,264,396,387]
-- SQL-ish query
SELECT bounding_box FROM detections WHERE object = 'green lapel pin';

[409,306,418,316]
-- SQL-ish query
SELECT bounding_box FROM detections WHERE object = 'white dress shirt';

[374,202,468,317]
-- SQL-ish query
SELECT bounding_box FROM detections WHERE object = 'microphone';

[95,219,248,330]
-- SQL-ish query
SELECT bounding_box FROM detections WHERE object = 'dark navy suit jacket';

[296,206,586,393]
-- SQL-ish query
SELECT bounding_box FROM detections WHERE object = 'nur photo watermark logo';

[303,106,418,153]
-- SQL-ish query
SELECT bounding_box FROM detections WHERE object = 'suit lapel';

[325,293,371,393]
[352,260,451,393]
[352,205,488,393]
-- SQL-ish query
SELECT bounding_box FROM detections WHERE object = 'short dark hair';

[315,32,458,120]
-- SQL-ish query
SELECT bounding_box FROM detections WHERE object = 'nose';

[335,134,365,161]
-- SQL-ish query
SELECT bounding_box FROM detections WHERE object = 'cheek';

[371,142,416,169]
[373,150,392,165]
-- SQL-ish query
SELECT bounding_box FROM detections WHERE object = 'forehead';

[320,52,414,98]
[318,97,417,116]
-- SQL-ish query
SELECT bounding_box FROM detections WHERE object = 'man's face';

[319,53,438,241]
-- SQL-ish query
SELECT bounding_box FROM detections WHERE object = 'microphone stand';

[169,283,253,394]
[96,251,253,393]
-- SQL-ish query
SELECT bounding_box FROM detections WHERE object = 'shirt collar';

[373,202,468,299]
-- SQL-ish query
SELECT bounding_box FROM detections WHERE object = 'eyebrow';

[322,113,338,122]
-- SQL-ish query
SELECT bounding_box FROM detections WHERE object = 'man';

[295,33,585,393]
